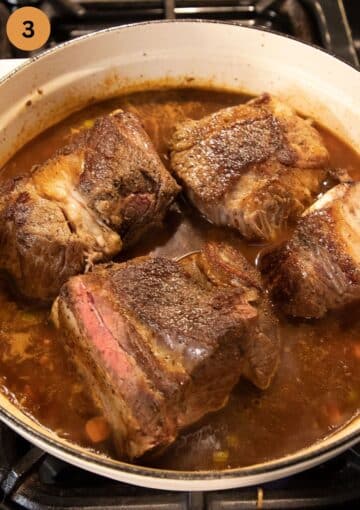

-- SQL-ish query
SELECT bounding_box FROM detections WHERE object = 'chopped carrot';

[85,416,111,443]
[353,343,360,360]
[39,354,50,366]
[325,402,343,426]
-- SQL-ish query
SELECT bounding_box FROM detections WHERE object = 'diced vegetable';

[39,354,50,366]
[85,416,111,443]
[83,119,95,129]
[17,310,41,326]
[353,343,360,360]
[348,389,358,403]
[213,450,229,463]
[325,402,342,426]
[226,435,239,448]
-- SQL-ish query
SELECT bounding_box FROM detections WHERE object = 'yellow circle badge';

[6,6,51,52]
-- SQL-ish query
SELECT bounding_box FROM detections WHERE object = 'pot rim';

[0,19,358,91]
[0,404,359,480]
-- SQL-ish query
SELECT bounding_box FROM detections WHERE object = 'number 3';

[22,20,35,39]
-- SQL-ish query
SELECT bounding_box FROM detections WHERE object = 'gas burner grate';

[46,0,314,43]
[1,1,358,67]
[0,423,359,509]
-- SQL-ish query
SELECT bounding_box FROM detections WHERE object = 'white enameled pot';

[0,21,359,491]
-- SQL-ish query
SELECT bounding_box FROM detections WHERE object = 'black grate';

[344,0,360,62]
[31,1,315,43]
[1,1,358,67]
[0,423,359,509]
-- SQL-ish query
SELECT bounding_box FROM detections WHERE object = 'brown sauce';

[0,89,359,471]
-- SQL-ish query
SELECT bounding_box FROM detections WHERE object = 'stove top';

[0,1,359,508]
[0,423,359,509]
[0,1,359,67]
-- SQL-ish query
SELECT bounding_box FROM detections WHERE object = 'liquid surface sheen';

[0,89,359,470]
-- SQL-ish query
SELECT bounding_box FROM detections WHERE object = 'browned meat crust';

[181,242,280,390]
[261,182,360,318]
[52,243,279,459]
[0,111,179,302]
[75,111,180,245]
[0,182,85,302]
[170,94,329,241]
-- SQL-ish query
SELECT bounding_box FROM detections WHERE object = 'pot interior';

[0,21,359,490]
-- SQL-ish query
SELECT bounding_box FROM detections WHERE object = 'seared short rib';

[261,182,360,318]
[52,243,279,459]
[170,94,329,241]
[0,111,179,302]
